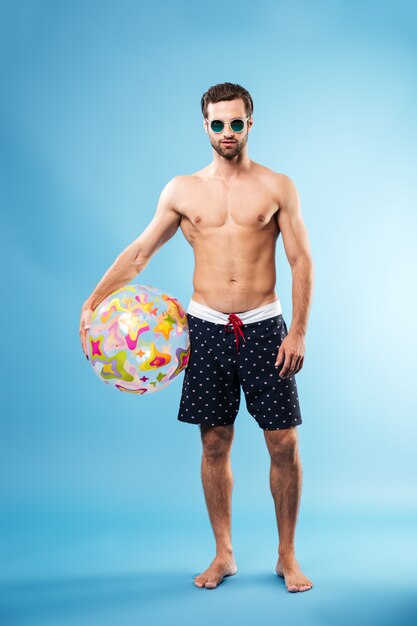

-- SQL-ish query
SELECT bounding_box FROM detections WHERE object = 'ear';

[203,119,208,134]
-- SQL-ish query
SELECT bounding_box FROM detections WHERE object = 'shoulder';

[251,164,299,209]
[158,175,202,217]
[269,171,300,212]
[161,175,188,193]
[159,175,191,205]
[163,174,203,194]
[261,167,298,192]
[251,162,292,186]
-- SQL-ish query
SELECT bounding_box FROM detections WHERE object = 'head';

[201,82,253,160]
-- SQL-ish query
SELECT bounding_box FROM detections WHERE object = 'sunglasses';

[207,116,250,133]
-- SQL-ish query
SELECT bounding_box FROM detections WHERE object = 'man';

[80,82,314,593]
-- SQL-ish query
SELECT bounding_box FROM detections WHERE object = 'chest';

[179,180,279,230]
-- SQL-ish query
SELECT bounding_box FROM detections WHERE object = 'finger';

[275,342,286,364]
[81,332,86,358]
[286,352,299,377]
[290,355,300,375]
[275,350,284,368]
[294,354,303,374]
[81,329,89,359]
[278,358,291,378]
[287,353,298,377]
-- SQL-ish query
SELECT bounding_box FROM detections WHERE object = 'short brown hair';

[201,82,253,119]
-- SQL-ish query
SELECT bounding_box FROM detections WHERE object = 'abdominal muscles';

[191,232,277,311]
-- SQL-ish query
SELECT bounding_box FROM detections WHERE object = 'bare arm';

[276,173,314,337]
[79,176,182,357]
[273,173,314,378]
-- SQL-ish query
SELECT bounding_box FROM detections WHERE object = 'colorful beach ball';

[86,284,190,394]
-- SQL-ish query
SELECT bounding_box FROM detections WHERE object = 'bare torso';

[177,161,284,314]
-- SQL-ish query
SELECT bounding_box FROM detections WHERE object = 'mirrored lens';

[210,120,224,133]
[230,119,245,132]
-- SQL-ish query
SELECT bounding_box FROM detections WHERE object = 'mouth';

[221,141,236,146]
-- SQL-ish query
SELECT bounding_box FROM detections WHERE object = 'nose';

[223,122,235,138]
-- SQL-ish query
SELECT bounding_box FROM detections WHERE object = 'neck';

[210,146,252,179]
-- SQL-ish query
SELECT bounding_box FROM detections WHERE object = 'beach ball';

[86,284,190,394]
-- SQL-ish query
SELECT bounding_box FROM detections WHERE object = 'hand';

[274,331,305,378]
[79,306,93,360]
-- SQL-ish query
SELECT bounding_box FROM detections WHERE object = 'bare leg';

[194,424,238,589]
[264,426,313,592]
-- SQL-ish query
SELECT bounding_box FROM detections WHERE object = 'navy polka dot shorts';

[177,309,303,430]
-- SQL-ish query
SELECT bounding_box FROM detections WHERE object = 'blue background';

[1,0,416,624]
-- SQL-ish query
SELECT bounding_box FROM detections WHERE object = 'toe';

[205,579,218,588]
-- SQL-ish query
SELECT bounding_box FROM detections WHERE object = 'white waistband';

[187,298,282,324]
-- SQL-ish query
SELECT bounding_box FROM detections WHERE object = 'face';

[204,98,253,160]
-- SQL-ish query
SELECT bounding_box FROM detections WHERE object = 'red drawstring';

[224,313,246,354]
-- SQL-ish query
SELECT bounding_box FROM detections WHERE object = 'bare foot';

[194,555,238,589]
[276,554,313,592]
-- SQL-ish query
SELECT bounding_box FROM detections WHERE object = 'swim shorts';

[177,298,302,430]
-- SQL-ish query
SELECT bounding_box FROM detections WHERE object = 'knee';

[265,426,298,463]
[201,425,234,459]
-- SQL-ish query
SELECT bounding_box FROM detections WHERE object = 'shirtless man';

[80,82,314,593]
